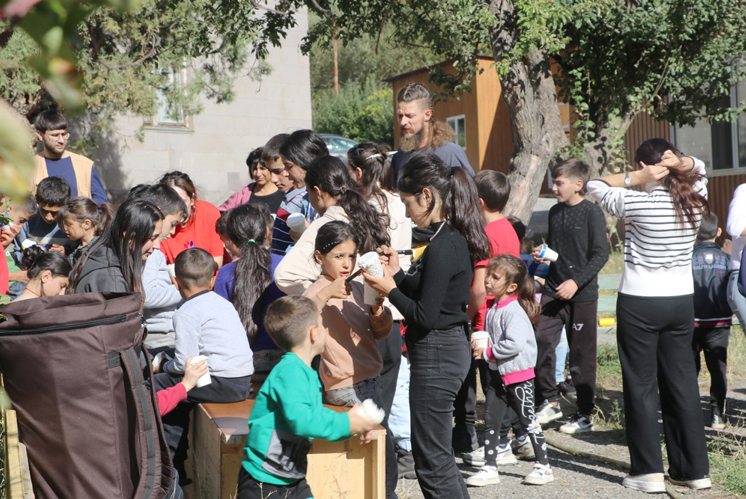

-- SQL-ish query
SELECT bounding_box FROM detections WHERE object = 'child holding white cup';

[468,254,552,487]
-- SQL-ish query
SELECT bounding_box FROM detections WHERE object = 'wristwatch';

[624,171,632,187]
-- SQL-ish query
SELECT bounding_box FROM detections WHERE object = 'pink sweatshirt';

[218,183,255,212]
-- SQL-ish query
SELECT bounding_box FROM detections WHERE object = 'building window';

[671,77,746,173]
[144,66,189,128]
[447,115,466,150]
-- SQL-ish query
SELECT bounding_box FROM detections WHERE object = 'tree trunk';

[487,0,570,224]
[583,110,637,177]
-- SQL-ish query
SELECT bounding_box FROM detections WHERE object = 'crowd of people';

[0,82,730,498]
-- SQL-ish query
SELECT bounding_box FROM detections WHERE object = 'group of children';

[2,128,734,499]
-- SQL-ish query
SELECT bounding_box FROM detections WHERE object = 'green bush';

[312,77,393,148]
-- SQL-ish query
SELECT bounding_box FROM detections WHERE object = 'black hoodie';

[74,244,129,294]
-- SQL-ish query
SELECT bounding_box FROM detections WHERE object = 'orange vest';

[33,151,94,199]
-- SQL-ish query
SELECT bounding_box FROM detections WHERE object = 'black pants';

[483,374,548,466]
[535,295,597,415]
[453,358,491,428]
[617,293,709,479]
[377,324,402,499]
[154,372,252,474]
[408,327,471,499]
[692,326,729,415]
[236,468,312,499]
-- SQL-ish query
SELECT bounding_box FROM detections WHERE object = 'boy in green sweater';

[239,295,378,498]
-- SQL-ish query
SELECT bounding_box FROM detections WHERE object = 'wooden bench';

[4,409,35,499]
[186,391,386,499]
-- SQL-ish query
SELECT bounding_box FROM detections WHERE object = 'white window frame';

[447,114,467,150]
[144,64,192,131]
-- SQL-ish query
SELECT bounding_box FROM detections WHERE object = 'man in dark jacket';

[692,212,732,430]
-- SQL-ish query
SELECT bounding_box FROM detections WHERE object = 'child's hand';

[348,403,378,436]
[358,430,374,444]
[471,338,485,360]
[181,356,208,392]
[320,277,352,302]
[554,279,578,300]
[49,244,65,254]
[531,247,544,264]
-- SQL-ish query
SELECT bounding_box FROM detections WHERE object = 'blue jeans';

[323,378,383,407]
[407,327,471,499]
[390,355,411,452]
[555,326,569,383]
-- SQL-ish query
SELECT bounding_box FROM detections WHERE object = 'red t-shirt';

[160,199,224,264]
[473,217,520,330]
[0,250,8,295]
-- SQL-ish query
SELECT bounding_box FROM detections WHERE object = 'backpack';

[0,292,173,499]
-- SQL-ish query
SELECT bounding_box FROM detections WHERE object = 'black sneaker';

[557,379,576,395]
[397,448,416,479]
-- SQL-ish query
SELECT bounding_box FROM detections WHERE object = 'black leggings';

[483,374,547,466]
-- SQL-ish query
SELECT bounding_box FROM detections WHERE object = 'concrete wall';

[91,9,312,206]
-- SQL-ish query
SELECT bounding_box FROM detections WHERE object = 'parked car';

[320,134,358,159]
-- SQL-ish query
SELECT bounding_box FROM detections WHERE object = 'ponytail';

[634,138,709,228]
[306,155,391,253]
[228,204,273,346]
[22,245,72,280]
[399,154,489,262]
[347,142,394,212]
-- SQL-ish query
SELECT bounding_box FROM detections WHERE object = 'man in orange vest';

[33,110,108,205]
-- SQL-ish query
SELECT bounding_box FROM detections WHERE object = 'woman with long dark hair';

[588,138,711,492]
[68,199,164,306]
[159,171,224,267]
[274,155,390,296]
[363,153,489,499]
[214,203,286,372]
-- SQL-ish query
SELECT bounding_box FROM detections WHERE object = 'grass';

[709,437,746,496]
[596,344,622,388]
[727,325,746,378]
[600,250,624,274]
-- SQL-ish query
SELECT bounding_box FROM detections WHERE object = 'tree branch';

[375,0,396,55]
[308,0,334,23]
[100,45,157,71]
[249,0,288,16]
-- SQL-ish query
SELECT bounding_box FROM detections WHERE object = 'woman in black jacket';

[364,154,489,499]
[69,199,164,308]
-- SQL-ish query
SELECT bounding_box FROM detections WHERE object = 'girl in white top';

[725,184,746,326]
[587,138,710,493]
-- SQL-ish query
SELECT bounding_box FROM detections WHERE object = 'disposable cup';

[286,213,307,233]
[363,282,380,306]
[472,331,490,349]
[539,244,559,262]
[190,355,211,388]
[357,398,385,425]
[167,264,176,279]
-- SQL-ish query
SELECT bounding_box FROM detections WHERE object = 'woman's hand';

[636,162,670,184]
[376,245,400,276]
[363,265,397,298]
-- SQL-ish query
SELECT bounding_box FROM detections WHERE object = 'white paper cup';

[167,264,176,279]
[539,244,559,262]
[357,398,385,425]
[286,213,307,233]
[472,331,490,349]
[363,282,381,306]
[358,251,384,277]
[190,355,211,388]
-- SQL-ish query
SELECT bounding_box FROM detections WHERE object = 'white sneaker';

[512,435,535,460]
[466,465,500,487]
[623,473,666,493]
[668,477,712,490]
[535,401,563,424]
[495,443,518,465]
[524,463,554,485]
[559,412,594,434]
[461,446,485,467]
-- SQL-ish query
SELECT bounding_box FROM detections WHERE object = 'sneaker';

[711,413,726,430]
[465,465,500,487]
[495,443,518,466]
[512,435,535,460]
[622,473,666,493]
[396,448,416,479]
[524,463,554,485]
[536,401,563,424]
[557,379,576,395]
[668,477,712,490]
[461,447,486,467]
[559,412,594,434]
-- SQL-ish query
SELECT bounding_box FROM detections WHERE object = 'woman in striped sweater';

[587,138,711,493]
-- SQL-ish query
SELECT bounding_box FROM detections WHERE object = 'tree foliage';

[313,76,393,145]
